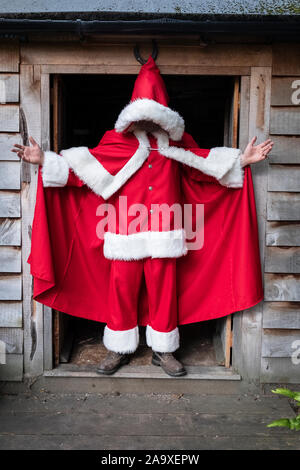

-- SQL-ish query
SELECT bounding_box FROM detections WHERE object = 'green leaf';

[267,419,291,428]
[271,388,300,402]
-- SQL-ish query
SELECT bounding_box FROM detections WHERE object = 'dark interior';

[51,73,236,368]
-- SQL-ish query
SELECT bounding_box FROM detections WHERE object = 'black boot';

[96,351,130,375]
[152,351,187,377]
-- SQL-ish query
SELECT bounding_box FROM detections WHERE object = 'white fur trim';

[103,325,139,354]
[61,130,150,200]
[42,150,69,187]
[146,325,180,353]
[218,152,245,188]
[153,131,244,186]
[103,229,187,260]
[115,98,185,141]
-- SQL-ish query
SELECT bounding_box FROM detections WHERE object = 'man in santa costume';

[12,57,273,377]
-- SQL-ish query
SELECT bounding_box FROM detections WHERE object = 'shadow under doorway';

[51,73,236,371]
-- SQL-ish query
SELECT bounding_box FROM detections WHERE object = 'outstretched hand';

[240,137,273,167]
[11,136,44,165]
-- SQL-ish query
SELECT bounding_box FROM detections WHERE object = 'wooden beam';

[0,105,19,132]
[261,357,300,383]
[21,43,272,67]
[0,161,20,190]
[271,77,300,106]
[270,107,300,135]
[0,41,19,73]
[0,246,21,273]
[20,64,44,378]
[266,222,300,246]
[273,43,300,76]
[268,165,300,192]
[267,136,300,165]
[263,302,300,329]
[265,247,300,273]
[0,74,19,103]
[0,301,22,327]
[262,329,300,358]
[265,274,300,302]
[0,191,20,217]
[0,327,23,354]
[267,192,300,221]
[0,275,22,300]
[0,133,22,161]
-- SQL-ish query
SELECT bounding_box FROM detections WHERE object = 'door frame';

[21,60,270,381]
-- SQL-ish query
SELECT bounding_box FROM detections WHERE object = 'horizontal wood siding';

[0,40,23,381]
[261,59,300,383]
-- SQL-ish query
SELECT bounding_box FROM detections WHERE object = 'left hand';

[240,136,274,167]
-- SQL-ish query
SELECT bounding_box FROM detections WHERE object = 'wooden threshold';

[44,364,241,381]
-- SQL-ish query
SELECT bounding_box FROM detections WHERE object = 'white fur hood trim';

[103,229,187,261]
[115,98,185,141]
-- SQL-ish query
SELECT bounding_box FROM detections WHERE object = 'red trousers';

[103,258,180,353]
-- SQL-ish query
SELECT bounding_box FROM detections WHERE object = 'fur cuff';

[103,229,187,260]
[42,151,69,187]
[146,325,180,353]
[217,151,245,188]
[115,98,185,141]
[103,325,139,354]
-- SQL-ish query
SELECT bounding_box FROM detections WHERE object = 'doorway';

[50,73,240,371]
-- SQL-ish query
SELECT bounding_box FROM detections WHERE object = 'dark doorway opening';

[50,73,237,371]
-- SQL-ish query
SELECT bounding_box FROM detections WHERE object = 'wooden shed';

[0,1,299,390]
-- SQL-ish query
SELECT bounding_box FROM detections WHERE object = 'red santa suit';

[29,57,263,354]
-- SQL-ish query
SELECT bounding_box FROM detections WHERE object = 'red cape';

[28,131,263,325]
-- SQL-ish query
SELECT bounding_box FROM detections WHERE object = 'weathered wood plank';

[265,274,300,302]
[262,328,300,357]
[0,301,22,327]
[41,64,251,76]
[0,191,20,217]
[0,133,22,161]
[265,247,300,273]
[268,165,300,192]
[0,246,21,273]
[0,41,19,73]
[261,358,300,383]
[0,104,19,132]
[263,302,300,329]
[0,74,19,103]
[0,161,20,189]
[273,44,300,76]
[21,43,272,67]
[0,327,23,354]
[233,68,271,383]
[20,64,43,378]
[271,77,300,106]
[0,354,23,381]
[270,107,300,135]
[268,136,300,164]
[43,305,53,371]
[0,275,22,300]
[267,193,300,221]
[0,218,21,246]
[266,222,300,246]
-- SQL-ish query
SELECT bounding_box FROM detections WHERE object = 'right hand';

[11,136,44,165]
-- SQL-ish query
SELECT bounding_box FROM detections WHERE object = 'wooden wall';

[0,37,299,383]
[0,41,23,381]
[261,44,300,383]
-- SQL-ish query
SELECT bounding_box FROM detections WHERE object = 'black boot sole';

[96,355,130,376]
[151,357,187,377]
